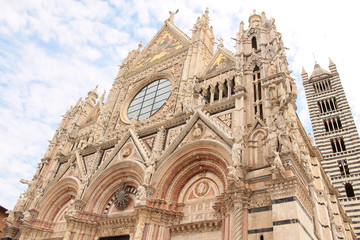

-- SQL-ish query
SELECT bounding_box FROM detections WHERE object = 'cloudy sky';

[0,0,359,209]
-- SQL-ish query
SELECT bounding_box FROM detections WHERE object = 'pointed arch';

[252,36,257,50]
[248,128,268,169]
[246,56,263,72]
[37,176,80,221]
[153,139,231,202]
[82,160,145,213]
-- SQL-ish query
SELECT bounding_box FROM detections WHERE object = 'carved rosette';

[114,185,131,210]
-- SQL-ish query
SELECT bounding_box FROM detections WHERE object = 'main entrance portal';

[99,236,130,240]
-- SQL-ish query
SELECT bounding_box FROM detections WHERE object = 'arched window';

[345,183,355,198]
[260,235,264,240]
[253,65,263,119]
[338,160,350,175]
[252,37,257,50]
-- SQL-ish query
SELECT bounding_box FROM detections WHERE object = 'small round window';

[127,79,172,121]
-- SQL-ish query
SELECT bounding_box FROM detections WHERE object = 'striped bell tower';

[302,58,360,237]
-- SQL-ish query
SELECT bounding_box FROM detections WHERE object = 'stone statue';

[5,210,15,224]
[76,176,89,199]
[232,137,242,167]
[192,123,203,138]
[218,37,224,48]
[144,161,155,186]
[167,9,179,23]
[14,192,28,211]
[268,61,277,75]
[65,199,76,216]
[20,178,34,187]
[271,150,285,177]
[23,210,32,221]
[32,188,44,209]
[227,166,239,181]
[268,83,277,99]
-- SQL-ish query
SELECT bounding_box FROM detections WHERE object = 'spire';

[85,85,99,107]
[89,85,98,96]
[301,66,309,82]
[100,90,106,103]
[328,57,337,73]
[239,21,244,32]
[302,66,307,75]
[190,7,214,52]
[74,97,82,108]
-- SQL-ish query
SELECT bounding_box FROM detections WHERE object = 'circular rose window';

[127,79,172,121]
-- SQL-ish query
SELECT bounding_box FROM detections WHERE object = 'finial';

[205,7,209,15]
[314,61,320,69]
[253,9,256,15]
[217,37,224,48]
[92,85,98,93]
[329,57,335,66]
[240,21,244,32]
[138,41,143,50]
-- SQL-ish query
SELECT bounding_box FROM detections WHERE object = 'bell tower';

[302,59,360,237]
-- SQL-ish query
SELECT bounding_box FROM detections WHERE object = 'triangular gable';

[128,22,190,73]
[252,119,266,131]
[160,109,234,163]
[142,135,156,152]
[96,128,149,172]
[201,48,235,78]
[53,154,77,183]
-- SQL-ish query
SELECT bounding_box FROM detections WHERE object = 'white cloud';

[0,0,359,210]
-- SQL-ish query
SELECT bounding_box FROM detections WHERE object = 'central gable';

[129,22,190,73]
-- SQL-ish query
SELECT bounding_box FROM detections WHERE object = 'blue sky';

[1,0,359,210]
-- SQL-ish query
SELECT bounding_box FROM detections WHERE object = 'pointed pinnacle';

[302,66,307,74]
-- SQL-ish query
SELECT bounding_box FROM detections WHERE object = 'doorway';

[99,236,130,240]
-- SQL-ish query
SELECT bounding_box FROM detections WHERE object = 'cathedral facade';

[2,9,355,240]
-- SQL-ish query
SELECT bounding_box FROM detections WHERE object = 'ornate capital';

[213,186,252,217]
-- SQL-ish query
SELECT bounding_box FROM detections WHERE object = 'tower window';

[330,137,346,153]
[313,79,331,93]
[260,235,264,240]
[317,97,338,113]
[324,117,343,132]
[338,160,350,175]
[345,183,355,198]
[252,37,257,50]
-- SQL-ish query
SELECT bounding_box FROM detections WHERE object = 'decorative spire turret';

[85,85,98,107]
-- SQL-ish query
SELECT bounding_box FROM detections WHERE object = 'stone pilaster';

[214,185,251,240]
[133,205,182,240]
[266,176,315,240]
